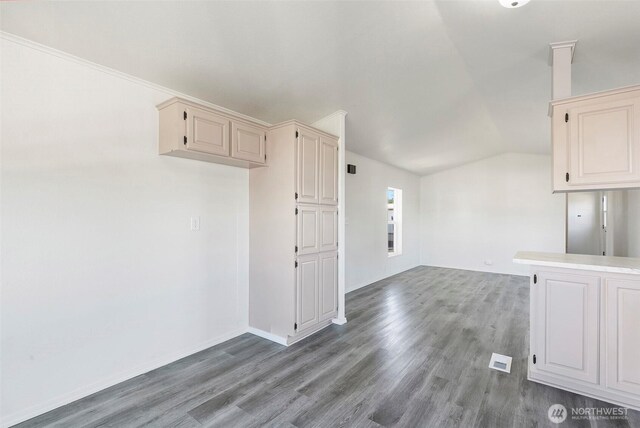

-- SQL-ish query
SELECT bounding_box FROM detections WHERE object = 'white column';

[549,41,577,100]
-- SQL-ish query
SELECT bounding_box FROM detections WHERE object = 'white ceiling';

[2,1,639,175]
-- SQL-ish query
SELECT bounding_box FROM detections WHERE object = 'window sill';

[388,252,402,258]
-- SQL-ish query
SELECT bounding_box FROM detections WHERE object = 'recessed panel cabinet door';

[231,122,266,164]
[533,271,600,384]
[186,107,230,156]
[296,130,320,204]
[319,137,339,205]
[296,254,319,332]
[319,206,338,252]
[606,278,640,395]
[319,251,338,321]
[568,97,640,186]
[297,205,319,255]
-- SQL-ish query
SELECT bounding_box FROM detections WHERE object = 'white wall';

[345,151,420,292]
[420,153,565,276]
[1,38,249,425]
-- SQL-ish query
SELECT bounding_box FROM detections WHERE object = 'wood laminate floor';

[14,266,640,428]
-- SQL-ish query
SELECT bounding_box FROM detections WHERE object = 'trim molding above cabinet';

[550,85,640,193]
[158,97,267,168]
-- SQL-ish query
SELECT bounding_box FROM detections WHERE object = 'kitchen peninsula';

[514,251,640,410]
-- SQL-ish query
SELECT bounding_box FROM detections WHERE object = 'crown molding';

[0,31,272,127]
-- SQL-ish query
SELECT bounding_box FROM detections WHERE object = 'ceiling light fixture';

[499,0,530,8]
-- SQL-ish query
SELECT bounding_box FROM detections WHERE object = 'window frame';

[387,187,403,257]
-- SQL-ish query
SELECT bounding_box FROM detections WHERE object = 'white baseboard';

[246,327,288,346]
[346,263,421,293]
[1,327,246,428]
[332,317,347,325]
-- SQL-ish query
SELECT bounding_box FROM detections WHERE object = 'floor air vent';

[488,353,512,373]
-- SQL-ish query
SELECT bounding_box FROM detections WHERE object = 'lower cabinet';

[319,251,338,321]
[296,251,338,334]
[606,278,640,396]
[529,268,640,410]
[296,254,319,332]
[532,271,600,384]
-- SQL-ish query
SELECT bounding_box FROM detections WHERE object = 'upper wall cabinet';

[158,97,267,168]
[232,121,267,163]
[296,129,320,204]
[186,106,230,156]
[319,137,339,205]
[551,85,640,192]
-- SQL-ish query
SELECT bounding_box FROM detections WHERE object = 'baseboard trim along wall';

[246,327,289,346]
[2,328,246,428]
[419,263,528,277]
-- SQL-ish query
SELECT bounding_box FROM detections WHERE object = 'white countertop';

[513,251,640,275]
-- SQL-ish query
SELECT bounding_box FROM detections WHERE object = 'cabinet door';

[296,254,319,332]
[606,278,640,395]
[297,205,319,255]
[231,121,266,164]
[296,129,320,204]
[567,96,640,186]
[319,137,339,205]
[533,271,600,384]
[319,206,338,252]
[186,107,230,156]
[319,251,338,321]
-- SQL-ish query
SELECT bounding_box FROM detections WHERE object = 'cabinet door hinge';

[294,322,298,330]
[566,172,570,182]
[565,113,569,123]
[183,111,187,120]
[533,354,537,364]
[295,130,299,138]
[295,245,298,253]
[183,136,187,145]
[295,192,299,200]
[295,261,298,268]
[265,154,267,162]
[295,208,299,215]
[533,274,537,284]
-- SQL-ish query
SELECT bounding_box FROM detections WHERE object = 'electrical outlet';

[190,216,200,231]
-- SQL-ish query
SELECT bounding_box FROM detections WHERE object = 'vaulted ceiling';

[2,1,639,175]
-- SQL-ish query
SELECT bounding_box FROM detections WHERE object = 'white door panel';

[296,254,319,331]
[606,278,640,395]
[186,107,230,156]
[319,137,338,205]
[296,130,320,204]
[231,122,265,163]
[297,205,319,255]
[533,271,600,384]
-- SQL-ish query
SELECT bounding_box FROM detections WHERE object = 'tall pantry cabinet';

[249,121,339,345]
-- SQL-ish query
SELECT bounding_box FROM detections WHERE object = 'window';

[387,187,402,256]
